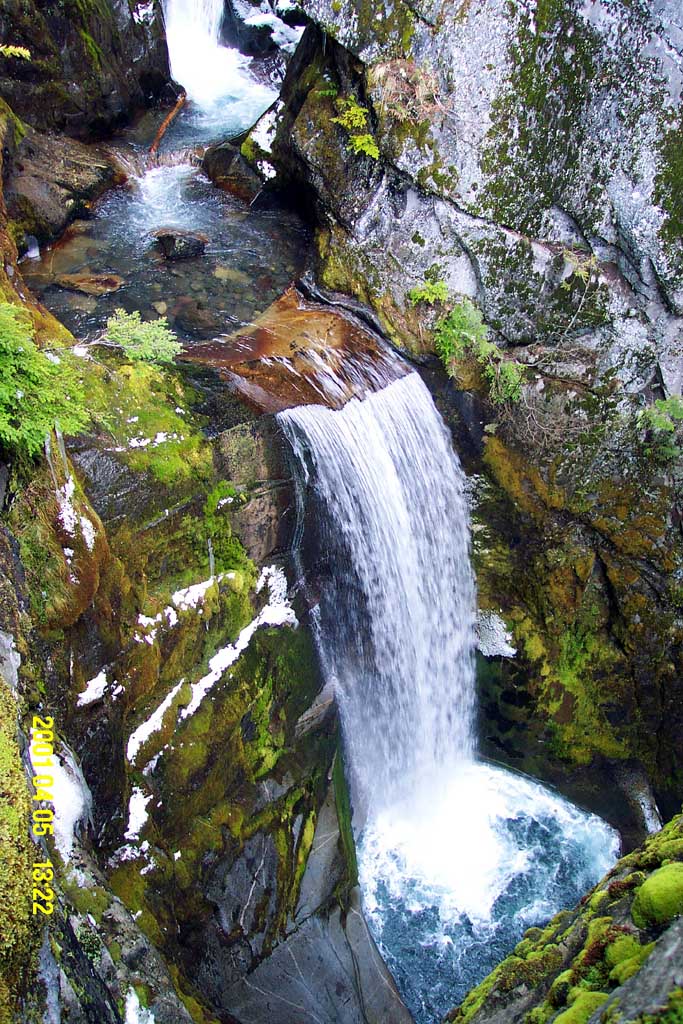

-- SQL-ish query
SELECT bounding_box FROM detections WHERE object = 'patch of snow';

[57,476,77,536]
[476,611,517,658]
[77,669,108,707]
[244,9,304,51]
[124,787,152,842]
[181,565,297,720]
[30,747,93,862]
[127,681,184,763]
[79,515,96,551]
[125,988,156,1024]
[72,345,89,358]
[172,575,220,611]
[45,352,61,365]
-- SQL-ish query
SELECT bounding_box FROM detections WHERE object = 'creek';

[24,3,620,1022]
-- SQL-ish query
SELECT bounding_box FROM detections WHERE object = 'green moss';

[333,750,358,891]
[0,680,34,1020]
[61,880,111,923]
[555,991,609,1024]
[631,863,683,929]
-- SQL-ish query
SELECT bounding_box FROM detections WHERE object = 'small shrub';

[104,309,182,364]
[331,97,380,160]
[637,396,683,464]
[434,297,525,405]
[0,303,88,461]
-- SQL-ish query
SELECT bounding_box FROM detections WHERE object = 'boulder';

[5,128,116,251]
[153,228,208,260]
[203,142,263,202]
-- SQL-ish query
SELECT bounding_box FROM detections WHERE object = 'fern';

[0,303,88,461]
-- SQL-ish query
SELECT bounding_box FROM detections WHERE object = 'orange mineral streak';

[183,287,408,412]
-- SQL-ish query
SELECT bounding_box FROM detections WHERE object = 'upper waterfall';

[278,372,477,815]
[162,0,275,112]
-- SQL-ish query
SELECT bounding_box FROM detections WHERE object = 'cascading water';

[162,0,275,141]
[279,373,620,1023]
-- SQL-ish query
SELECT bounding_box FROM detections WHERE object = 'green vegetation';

[408,277,449,306]
[631,863,683,929]
[0,302,89,462]
[104,309,182,364]
[0,679,34,1019]
[434,298,525,405]
[0,45,31,59]
[331,97,380,160]
[638,396,683,464]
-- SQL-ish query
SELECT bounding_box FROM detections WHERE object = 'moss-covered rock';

[631,864,683,931]
[0,677,35,1021]
[0,0,170,138]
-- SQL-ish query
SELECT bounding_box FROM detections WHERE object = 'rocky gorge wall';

[0,1,682,1023]
[240,0,683,840]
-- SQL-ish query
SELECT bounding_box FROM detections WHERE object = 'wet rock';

[185,286,407,412]
[56,272,124,295]
[5,128,116,251]
[170,295,222,336]
[203,142,263,202]
[0,0,170,138]
[153,228,208,260]
[222,889,413,1024]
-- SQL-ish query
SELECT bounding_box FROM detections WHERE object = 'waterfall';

[279,371,619,1023]
[162,0,275,113]
[279,372,477,816]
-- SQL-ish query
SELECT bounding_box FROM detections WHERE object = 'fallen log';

[149,92,187,159]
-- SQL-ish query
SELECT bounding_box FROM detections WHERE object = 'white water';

[162,0,275,120]
[280,373,477,816]
[279,373,619,1022]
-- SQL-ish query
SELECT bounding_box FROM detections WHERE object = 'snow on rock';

[77,669,108,707]
[476,611,517,658]
[30,747,93,862]
[181,565,297,720]
[57,476,77,536]
[125,988,156,1024]
[79,515,96,551]
[127,681,184,763]
[124,786,152,842]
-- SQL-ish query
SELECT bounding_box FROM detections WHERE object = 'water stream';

[25,4,621,1020]
[279,374,620,1023]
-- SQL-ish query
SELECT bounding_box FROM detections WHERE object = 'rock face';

[252,1,683,832]
[5,126,117,251]
[445,812,683,1024]
[0,0,170,137]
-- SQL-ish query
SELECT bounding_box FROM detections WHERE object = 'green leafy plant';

[434,298,525,405]
[104,309,182,364]
[331,97,380,160]
[637,396,683,464]
[0,45,30,60]
[0,303,88,461]
[408,278,449,306]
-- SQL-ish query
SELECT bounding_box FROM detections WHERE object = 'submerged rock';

[152,227,209,260]
[56,272,124,295]
[184,286,407,412]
